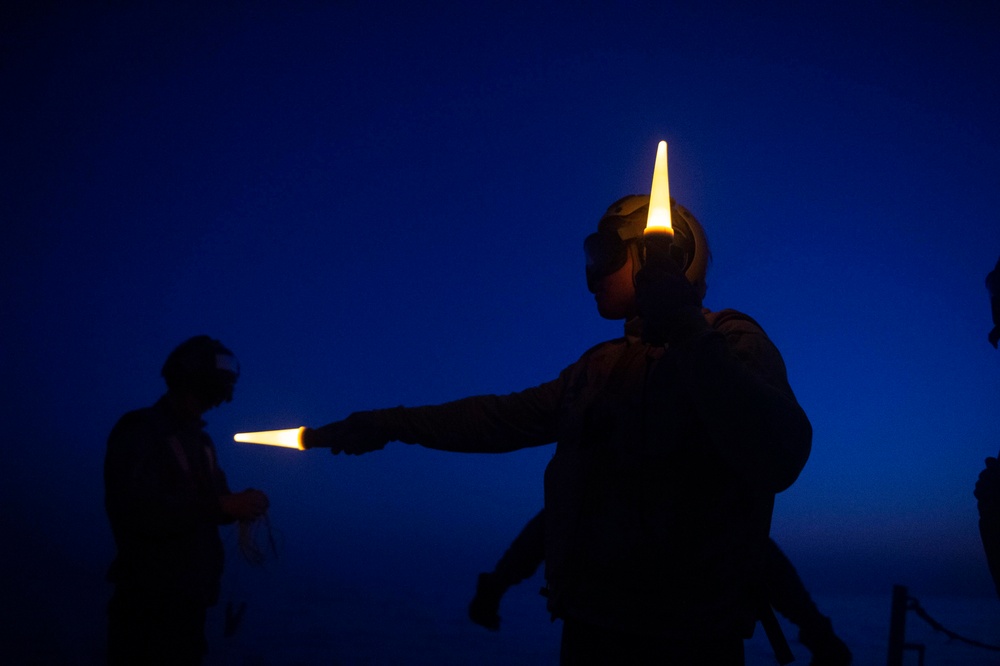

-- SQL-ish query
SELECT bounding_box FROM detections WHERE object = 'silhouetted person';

[470,512,852,665]
[304,195,813,664]
[975,257,1000,599]
[104,336,269,665]
[467,232,854,663]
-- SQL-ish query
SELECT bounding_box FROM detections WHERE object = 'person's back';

[540,307,802,640]
[469,309,850,664]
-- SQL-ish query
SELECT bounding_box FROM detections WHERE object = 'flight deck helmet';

[161,335,240,406]
[584,194,710,298]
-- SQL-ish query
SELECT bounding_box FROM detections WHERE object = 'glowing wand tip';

[645,140,673,237]
[234,426,306,450]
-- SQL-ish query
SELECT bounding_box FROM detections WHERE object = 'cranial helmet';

[584,194,710,296]
[161,335,240,404]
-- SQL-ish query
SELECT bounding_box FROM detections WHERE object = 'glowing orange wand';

[644,140,672,238]
[640,140,683,270]
[234,427,306,450]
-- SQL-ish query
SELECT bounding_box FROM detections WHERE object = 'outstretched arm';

[304,376,565,454]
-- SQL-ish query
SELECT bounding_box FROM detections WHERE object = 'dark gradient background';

[3,1,999,662]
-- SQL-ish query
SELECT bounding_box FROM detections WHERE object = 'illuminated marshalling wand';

[644,140,673,238]
[234,427,307,451]
[641,140,684,270]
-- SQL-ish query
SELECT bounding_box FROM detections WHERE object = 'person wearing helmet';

[104,335,270,665]
[304,196,812,664]
[469,197,852,665]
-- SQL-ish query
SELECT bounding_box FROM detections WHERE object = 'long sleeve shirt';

[374,310,811,638]
[104,395,233,605]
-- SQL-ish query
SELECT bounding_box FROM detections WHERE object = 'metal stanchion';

[887,584,925,666]
[887,585,908,666]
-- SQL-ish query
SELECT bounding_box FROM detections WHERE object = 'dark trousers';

[560,618,745,666]
[107,586,208,666]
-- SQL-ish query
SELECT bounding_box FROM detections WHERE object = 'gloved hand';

[301,411,391,455]
[634,234,708,345]
[468,572,506,631]
[220,488,270,520]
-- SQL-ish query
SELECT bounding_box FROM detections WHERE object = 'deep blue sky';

[3,0,1000,660]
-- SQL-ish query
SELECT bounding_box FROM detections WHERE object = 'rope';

[238,511,279,566]
[907,594,1000,652]
[222,513,281,640]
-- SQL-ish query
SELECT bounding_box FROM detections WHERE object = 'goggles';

[191,369,238,405]
[215,352,240,377]
[585,228,697,293]
[191,354,239,405]
[584,230,633,292]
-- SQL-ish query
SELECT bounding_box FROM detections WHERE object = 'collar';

[622,308,715,347]
[624,316,643,342]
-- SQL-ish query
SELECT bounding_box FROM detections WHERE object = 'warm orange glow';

[234,426,305,450]
[644,140,673,237]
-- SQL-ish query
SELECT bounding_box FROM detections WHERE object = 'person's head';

[584,194,710,319]
[161,335,239,413]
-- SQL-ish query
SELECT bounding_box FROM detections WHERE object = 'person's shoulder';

[113,405,150,426]
[554,337,629,382]
[707,308,792,383]
[576,336,629,362]
[705,308,768,335]
[110,401,166,438]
